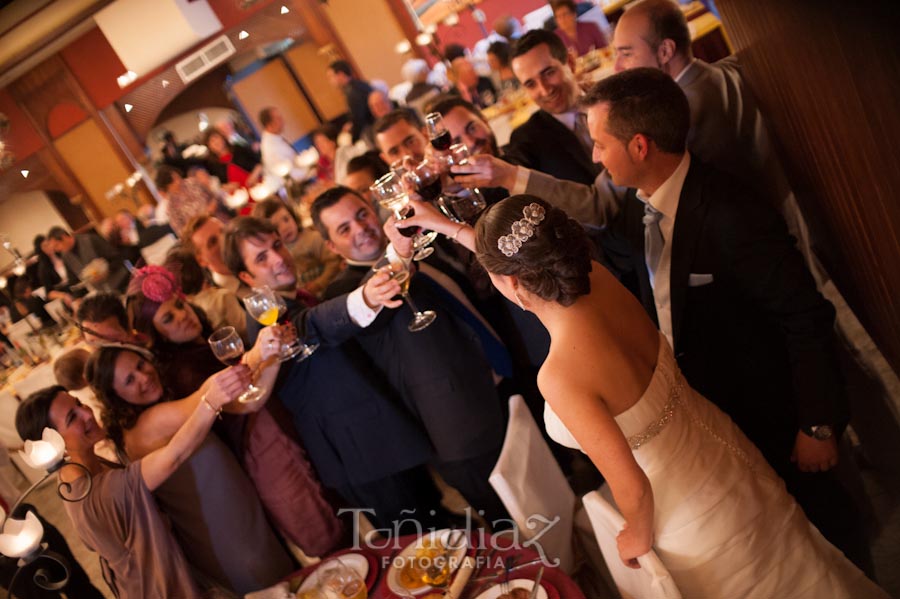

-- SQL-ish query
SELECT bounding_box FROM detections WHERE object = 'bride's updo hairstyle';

[475,195,591,307]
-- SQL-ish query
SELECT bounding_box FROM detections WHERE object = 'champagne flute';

[370,172,434,261]
[373,255,436,332]
[425,112,452,152]
[243,286,318,362]
[207,326,266,403]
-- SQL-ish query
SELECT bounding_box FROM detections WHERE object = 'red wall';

[434,0,546,50]
[0,89,43,161]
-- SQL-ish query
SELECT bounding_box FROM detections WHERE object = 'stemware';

[370,172,435,261]
[373,255,436,332]
[243,286,318,362]
[207,326,266,403]
[425,112,452,152]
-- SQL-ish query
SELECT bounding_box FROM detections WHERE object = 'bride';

[398,195,886,598]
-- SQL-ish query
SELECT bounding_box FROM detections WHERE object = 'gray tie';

[642,202,664,288]
[573,112,593,156]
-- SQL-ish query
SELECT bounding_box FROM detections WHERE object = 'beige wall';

[231,59,319,142]
[0,191,68,269]
[320,0,407,87]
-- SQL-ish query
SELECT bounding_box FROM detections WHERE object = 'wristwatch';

[801,425,834,440]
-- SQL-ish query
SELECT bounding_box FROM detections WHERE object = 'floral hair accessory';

[497,203,546,257]
[127,265,180,303]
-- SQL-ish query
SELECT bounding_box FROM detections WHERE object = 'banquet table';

[286,531,587,599]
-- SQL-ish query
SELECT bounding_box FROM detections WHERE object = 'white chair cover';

[489,395,575,573]
[140,233,177,266]
[12,363,57,400]
[582,486,682,599]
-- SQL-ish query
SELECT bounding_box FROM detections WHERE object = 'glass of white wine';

[207,326,266,403]
[244,286,318,362]
[373,255,436,332]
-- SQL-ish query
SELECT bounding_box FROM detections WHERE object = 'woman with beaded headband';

[122,265,345,571]
[397,196,885,598]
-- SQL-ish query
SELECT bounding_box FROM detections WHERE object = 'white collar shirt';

[635,152,691,346]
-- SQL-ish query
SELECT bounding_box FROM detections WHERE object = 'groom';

[574,68,867,566]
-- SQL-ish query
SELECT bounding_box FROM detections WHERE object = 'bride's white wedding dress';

[545,334,886,598]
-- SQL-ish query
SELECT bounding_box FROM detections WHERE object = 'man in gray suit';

[611,0,803,247]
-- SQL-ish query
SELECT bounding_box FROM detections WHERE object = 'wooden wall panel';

[230,58,319,142]
[284,41,348,122]
[53,118,137,218]
[715,0,900,373]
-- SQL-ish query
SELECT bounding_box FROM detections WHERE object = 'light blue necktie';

[642,202,664,288]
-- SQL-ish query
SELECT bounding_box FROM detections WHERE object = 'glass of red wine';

[370,171,434,260]
[440,144,487,224]
[425,112,453,153]
[207,326,266,403]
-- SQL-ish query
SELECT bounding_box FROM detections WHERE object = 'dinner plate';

[296,552,370,594]
[473,578,552,599]
[386,529,469,597]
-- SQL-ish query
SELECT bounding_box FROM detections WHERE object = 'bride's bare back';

[538,262,661,418]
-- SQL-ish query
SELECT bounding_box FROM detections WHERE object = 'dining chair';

[582,486,682,599]
[489,395,576,573]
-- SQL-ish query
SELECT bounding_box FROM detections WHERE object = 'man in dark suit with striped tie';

[312,186,512,527]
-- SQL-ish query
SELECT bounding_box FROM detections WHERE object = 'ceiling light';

[238,30,249,40]
[116,70,138,89]
[395,40,412,54]
[415,33,432,46]
[20,170,29,178]
[280,5,289,14]
[162,79,170,88]
[124,104,133,112]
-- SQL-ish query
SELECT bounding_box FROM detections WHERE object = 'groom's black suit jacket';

[606,159,847,469]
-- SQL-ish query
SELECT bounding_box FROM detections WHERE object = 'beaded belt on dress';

[626,381,683,450]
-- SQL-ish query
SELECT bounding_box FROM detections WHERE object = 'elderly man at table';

[15,383,245,598]
[259,106,308,190]
[505,29,602,185]
[311,186,512,526]
[223,216,453,531]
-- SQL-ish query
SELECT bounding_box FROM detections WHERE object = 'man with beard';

[223,217,453,531]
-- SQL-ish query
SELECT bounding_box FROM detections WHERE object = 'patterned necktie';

[642,202,664,288]
[573,112,593,156]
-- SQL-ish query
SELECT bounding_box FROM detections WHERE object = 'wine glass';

[425,112,452,153]
[440,144,487,224]
[317,558,367,599]
[373,255,436,332]
[243,286,318,362]
[207,326,266,403]
[370,172,434,261]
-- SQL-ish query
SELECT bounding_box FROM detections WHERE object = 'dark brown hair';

[580,67,689,154]
[475,195,591,307]
[16,385,66,442]
[222,216,279,278]
[310,186,369,241]
[85,345,159,455]
[511,28,568,63]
